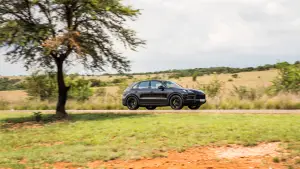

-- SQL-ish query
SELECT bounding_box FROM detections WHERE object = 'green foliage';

[273,157,280,163]
[111,78,126,84]
[192,72,198,81]
[32,112,42,122]
[129,63,279,77]
[24,72,58,101]
[169,74,181,79]
[0,0,144,72]
[232,74,239,78]
[198,76,223,97]
[66,77,93,102]
[269,62,300,94]
[231,85,262,100]
[25,72,93,101]
[0,78,24,91]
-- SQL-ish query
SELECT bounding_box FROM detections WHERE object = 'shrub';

[228,79,233,82]
[67,78,93,102]
[111,78,125,84]
[24,71,58,101]
[0,78,24,91]
[24,72,94,101]
[33,112,42,122]
[198,76,223,97]
[169,74,181,79]
[231,85,263,100]
[232,74,239,78]
[192,72,198,81]
[269,62,300,94]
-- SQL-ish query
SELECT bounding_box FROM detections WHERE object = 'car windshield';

[163,81,183,88]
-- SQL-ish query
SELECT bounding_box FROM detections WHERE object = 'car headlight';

[181,89,188,93]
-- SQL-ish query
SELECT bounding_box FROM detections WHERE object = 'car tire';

[126,96,139,110]
[145,106,157,110]
[188,103,201,110]
[169,95,184,110]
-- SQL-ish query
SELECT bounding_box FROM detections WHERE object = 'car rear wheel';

[188,103,201,110]
[145,106,157,110]
[170,95,184,110]
[126,97,139,110]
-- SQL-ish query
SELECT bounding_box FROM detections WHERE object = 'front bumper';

[183,93,206,105]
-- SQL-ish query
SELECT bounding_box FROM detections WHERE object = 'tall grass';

[1,92,299,110]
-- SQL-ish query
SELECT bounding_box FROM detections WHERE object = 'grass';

[0,112,300,168]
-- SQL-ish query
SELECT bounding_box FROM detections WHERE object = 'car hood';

[187,89,205,95]
[170,87,205,95]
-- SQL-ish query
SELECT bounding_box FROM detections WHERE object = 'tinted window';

[132,83,138,89]
[138,81,149,89]
[163,81,182,88]
[150,81,163,89]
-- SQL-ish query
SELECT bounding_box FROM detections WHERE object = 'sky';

[1,0,300,76]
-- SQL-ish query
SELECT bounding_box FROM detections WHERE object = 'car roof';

[137,80,165,83]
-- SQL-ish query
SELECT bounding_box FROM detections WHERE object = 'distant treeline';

[0,78,24,91]
[105,61,300,78]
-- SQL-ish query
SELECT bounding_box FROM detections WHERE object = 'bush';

[33,112,42,122]
[231,85,263,100]
[66,78,93,102]
[24,72,58,101]
[192,72,198,82]
[25,72,93,101]
[198,76,223,97]
[169,74,181,79]
[0,78,24,91]
[111,78,125,84]
[232,74,239,78]
[269,62,300,94]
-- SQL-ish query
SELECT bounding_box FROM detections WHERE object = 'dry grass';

[0,90,28,102]
[1,69,298,110]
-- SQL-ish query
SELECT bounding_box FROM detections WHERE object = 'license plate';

[200,99,206,102]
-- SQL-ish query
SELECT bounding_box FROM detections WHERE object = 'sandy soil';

[47,142,289,169]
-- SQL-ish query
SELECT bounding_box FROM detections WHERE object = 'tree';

[0,0,145,118]
[192,71,198,81]
[269,62,300,94]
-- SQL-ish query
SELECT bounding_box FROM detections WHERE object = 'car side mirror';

[158,85,164,90]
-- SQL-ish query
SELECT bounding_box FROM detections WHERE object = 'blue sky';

[1,0,300,75]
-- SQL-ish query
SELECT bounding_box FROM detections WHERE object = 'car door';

[150,80,169,105]
[136,81,151,105]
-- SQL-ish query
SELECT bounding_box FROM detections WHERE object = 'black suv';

[122,80,206,110]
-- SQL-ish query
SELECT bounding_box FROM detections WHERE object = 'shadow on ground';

[1,113,151,129]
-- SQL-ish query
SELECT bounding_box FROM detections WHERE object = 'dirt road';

[1,109,300,114]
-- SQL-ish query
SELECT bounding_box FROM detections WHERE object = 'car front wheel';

[188,103,201,110]
[126,96,139,110]
[145,106,157,110]
[170,95,184,110]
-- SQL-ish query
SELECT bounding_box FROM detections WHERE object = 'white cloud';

[1,0,300,75]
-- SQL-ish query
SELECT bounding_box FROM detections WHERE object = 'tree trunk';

[55,58,69,118]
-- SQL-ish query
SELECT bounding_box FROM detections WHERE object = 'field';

[0,70,277,102]
[1,112,300,168]
[1,69,300,111]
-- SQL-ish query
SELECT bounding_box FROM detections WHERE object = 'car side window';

[132,83,139,89]
[138,81,150,89]
[150,81,163,89]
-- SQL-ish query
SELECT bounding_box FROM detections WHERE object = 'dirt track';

[1,109,300,114]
